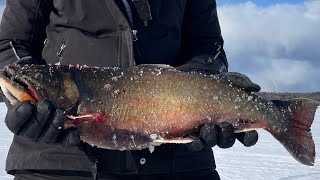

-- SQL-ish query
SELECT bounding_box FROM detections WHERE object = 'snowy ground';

[0,103,13,180]
[0,103,319,180]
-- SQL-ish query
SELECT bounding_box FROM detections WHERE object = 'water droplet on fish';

[247,96,253,101]
[130,135,135,140]
[104,84,113,90]
[150,134,157,140]
[114,89,120,95]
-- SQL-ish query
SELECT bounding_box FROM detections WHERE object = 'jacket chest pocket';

[148,0,186,26]
[53,0,90,17]
[52,0,113,28]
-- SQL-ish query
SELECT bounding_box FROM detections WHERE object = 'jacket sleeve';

[179,0,228,70]
[0,0,52,69]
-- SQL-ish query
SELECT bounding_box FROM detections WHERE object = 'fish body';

[0,64,318,165]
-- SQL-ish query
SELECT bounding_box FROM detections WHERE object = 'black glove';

[213,72,261,92]
[178,55,260,151]
[4,99,80,147]
[187,123,259,151]
[177,54,228,74]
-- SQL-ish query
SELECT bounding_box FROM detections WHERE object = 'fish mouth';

[0,65,41,105]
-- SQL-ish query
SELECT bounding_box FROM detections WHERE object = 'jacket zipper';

[57,43,66,64]
[91,159,98,180]
[9,41,21,60]
[116,0,142,60]
[132,30,138,41]
[57,43,66,57]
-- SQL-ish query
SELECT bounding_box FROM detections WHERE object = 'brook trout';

[0,64,318,166]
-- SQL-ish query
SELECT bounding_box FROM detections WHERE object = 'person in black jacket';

[0,0,260,180]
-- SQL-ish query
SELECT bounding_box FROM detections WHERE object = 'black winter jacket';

[0,0,228,175]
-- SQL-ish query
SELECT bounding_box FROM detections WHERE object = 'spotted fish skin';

[0,64,318,165]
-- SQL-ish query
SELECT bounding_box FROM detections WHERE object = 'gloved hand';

[178,54,260,151]
[4,99,80,147]
[186,123,259,151]
[213,72,261,92]
[177,54,228,74]
[1,56,77,146]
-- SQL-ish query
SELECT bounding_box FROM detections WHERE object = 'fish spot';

[213,96,219,100]
[112,134,118,146]
[104,84,113,90]
[111,77,119,81]
[112,89,123,98]
[34,73,43,80]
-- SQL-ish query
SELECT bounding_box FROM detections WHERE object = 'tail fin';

[271,98,318,166]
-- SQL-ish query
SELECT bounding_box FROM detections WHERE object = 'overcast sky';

[217,0,306,6]
[0,0,319,92]
[216,0,320,92]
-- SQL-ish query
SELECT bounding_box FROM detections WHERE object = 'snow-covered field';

[0,103,319,180]
[0,103,13,180]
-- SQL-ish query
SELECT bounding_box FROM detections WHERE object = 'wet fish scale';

[0,64,318,165]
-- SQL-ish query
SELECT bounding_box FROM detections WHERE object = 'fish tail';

[271,98,319,166]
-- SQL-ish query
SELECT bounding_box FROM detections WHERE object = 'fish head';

[0,64,79,112]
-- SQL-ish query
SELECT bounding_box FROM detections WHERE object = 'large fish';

[0,64,318,166]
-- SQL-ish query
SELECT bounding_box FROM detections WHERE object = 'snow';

[0,103,13,180]
[0,103,319,179]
